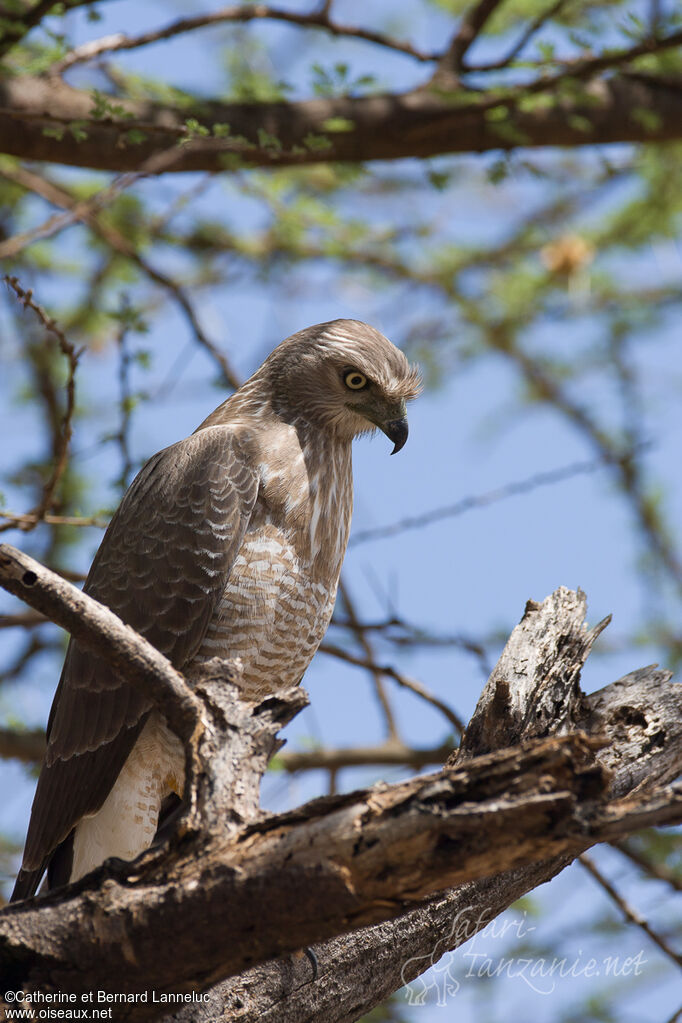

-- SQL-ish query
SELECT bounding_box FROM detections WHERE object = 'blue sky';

[0,0,680,1018]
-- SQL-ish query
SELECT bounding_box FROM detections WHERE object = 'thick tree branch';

[0,583,680,1021]
[1,74,682,177]
[0,544,202,746]
[2,729,679,1010]
[167,589,682,1023]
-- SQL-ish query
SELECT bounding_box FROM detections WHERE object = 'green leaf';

[124,129,148,145]
[257,128,282,153]
[321,117,355,133]
[42,124,65,141]
[69,121,89,143]
[303,133,332,152]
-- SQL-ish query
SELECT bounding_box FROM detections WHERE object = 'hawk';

[12,319,420,901]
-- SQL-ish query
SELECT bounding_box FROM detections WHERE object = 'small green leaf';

[321,117,354,133]
[124,129,147,145]
[485,105,509,122]
[42,125,65,141]
[427,169,451,190]
[257,128,282,152]
[69,121,89,143]
[303,133,332,151]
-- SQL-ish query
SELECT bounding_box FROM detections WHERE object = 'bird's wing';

[13,425,259,899]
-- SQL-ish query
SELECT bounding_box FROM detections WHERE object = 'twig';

[436,0,506,77]
[350,450,648,546]
[320,641,465,735]
[0,632,61,685]
[650,0,661,39]
[277,740,454,773]
[613,837,682,893]
[2,276,83,534]
[0,164,240,390]
[579,853,682,970]
[0,0,67,59]
[0,610,46,629]
[490,26,682,97]
[49,3,437,75]
[0,727,46,764]
[434,27,682,115]
[338,578,399,741]
[0,147,189,264]
[331,614,494,675]
[114,305,136,492]
[0,510,109,530]
[466,0,572,71]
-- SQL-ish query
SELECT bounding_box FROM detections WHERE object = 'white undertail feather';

[70,713,183,882]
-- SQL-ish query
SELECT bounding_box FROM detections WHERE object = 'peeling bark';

[0,557,680,1022]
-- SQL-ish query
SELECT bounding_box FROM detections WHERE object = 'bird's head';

[263,319,422,453]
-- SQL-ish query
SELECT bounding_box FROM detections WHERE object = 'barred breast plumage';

[197,425,352,697]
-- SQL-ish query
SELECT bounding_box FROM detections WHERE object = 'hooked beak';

[382,417,409,455]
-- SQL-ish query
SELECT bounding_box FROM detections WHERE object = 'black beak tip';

[386,418,409,455]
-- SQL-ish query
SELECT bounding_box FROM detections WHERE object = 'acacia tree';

[0,0,681,1020]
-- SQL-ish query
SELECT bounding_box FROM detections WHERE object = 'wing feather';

[12,425,259,899]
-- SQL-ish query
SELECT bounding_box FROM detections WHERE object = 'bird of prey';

[12,319,420,902]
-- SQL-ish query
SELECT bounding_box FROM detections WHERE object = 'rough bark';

[0,557,680,1022]
[1,74,682,175]
[164,589,682,1023]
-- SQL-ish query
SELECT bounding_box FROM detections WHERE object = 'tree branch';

[467,0,572,71]
[1,277,83,535]
[0,727,45,764]
[0,145,189,261]
[436,0,507,78]
[349,450,639,546]
[0,544,201,746]
[2,73,682,177]
[167,588,682,1023]
[319,641,465,734]
[614,836,682,892]
[337,577,399,741]
[49,3,437,74]
[2,730,679,1009]
[276,740,455,773]
[1,165,240,389]
[579,853,682,969]
[0,584,680,1021]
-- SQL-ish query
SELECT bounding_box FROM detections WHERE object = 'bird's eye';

[344,370,368,390]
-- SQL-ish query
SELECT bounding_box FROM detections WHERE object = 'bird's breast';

[195,447,353,698]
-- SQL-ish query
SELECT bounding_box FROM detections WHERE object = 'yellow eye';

[344,370,368,390]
